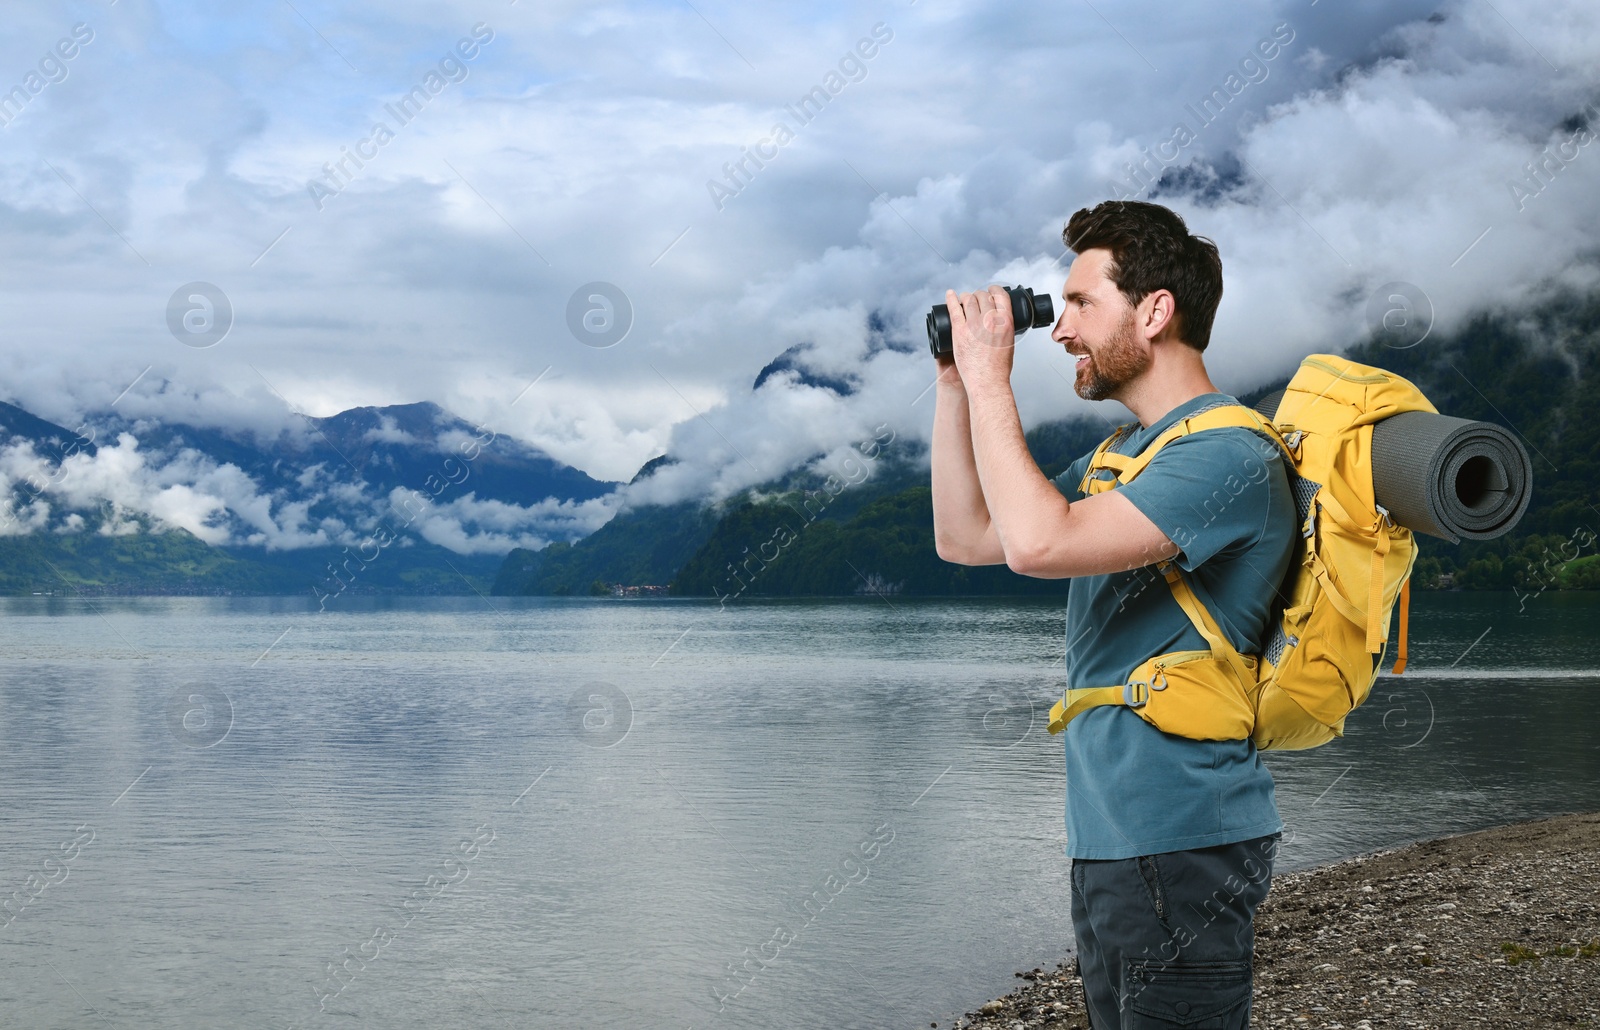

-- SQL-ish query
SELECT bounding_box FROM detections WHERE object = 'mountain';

[662,416,1118,599]
[0,397,622,597]
[492,501,719,596]
[0,509,302,597]
[107,400,614,513]
[492,415,1112,597]
[496,284,1600,598]
[669,485,1076,599]
[752,345,859,396]
[306,402,614,508]
[8,283,1599,600]
[0,400,98,459]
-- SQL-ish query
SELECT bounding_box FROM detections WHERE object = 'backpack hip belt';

[1046,562,1260,741]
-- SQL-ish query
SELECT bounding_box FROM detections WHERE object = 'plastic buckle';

[1123,680,1150,707]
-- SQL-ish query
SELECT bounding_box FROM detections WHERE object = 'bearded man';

[931,200,1295,1029]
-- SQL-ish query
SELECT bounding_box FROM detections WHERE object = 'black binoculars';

[926,285,1054,358]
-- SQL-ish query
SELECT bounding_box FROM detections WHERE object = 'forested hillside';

[645,287,1600,599]
[492,418,1114,597]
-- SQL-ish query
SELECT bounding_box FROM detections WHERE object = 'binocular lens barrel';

[927,285,1054,358]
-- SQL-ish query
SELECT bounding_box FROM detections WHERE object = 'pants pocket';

[1122,959,1251,1029]
[1135,855,1168,927]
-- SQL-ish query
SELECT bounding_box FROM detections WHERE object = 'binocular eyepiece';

[926,285,1054,358]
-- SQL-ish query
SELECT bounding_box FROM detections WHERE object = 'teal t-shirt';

[1050,392,1295,860]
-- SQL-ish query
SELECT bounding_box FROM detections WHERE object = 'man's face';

[1051,248,1150,402]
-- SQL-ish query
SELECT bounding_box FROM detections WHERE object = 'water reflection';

[0,591,1593,1029]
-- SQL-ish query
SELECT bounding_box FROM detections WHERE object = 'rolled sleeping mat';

[1368,411,1532,542]
[1251,391,1532,542]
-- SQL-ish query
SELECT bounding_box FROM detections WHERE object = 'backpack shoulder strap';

[1080,404,1290,496]
[1077,422,1137,495]
[1099,405,1294,671]
[1160,559,1257,682]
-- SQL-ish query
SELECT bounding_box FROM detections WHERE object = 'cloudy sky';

[2,0,1598,521]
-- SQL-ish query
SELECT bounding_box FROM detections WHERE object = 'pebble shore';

[950,811,1600,1030]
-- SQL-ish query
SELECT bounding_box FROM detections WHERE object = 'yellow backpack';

[1046,354,1432,750]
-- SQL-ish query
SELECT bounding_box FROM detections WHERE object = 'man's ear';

[1141,289,1177,342]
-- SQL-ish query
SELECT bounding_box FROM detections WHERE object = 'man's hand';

[947,285,1016,389]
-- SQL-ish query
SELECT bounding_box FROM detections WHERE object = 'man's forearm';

[964,377,1070,568]
[931,380,994,558]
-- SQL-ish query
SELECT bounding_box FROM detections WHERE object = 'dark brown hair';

[1062,201,1223,352]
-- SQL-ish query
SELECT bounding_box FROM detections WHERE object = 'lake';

[1,590,1597,1029]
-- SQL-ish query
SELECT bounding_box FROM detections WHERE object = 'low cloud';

[625,0,1600,507]
[0,427,618,555]
[0,0,1595,540]
[403,490,621,555]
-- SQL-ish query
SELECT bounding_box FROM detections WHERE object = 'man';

[931,200,1295,1029]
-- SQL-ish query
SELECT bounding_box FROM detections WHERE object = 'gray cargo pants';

[1069,832,1280,1028]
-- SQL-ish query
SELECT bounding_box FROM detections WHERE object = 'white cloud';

[0,0,1595,535]
[400,489,621,555]
[24,433,331,548]
[627,0,1600,505]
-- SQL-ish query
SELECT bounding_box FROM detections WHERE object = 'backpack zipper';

[1302,357,1390,384]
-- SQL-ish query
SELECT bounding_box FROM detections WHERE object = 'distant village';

[606,584,671,598]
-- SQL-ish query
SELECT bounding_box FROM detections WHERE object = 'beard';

[1073,312,1150,401]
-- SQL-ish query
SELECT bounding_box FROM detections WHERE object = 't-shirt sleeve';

[1115,429,1279,572]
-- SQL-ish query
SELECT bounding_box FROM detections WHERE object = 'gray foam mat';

[1252,392,1531,542]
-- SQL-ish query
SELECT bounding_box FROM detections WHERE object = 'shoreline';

[952,811,1600,1030]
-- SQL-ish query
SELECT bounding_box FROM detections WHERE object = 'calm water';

[1,590,1597,1029]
